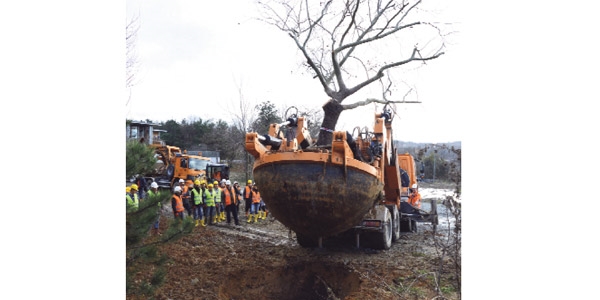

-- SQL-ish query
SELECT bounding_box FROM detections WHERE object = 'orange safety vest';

[252,190,261,204]
[182,186,190,198]
[172,194,184,213]
[244,186,252,199]
[224,188,236,206]
[409,192,421,208]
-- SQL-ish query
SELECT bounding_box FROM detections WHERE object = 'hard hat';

[411,183,418,189]
[200,180,206,184]
[226,180,231,185]
[221,179,226,183]
[126,187,131,193]
[179,179,185,184]
[150,182,158,189]
[173,186,182,193]
[130,184,138,191]
[207,183,214,188]
[233,181,238,185]
[194,179,201,185]
[247,180,252,184]
[213,181,219,185]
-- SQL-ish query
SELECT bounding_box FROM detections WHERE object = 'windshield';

[188,158,210,170]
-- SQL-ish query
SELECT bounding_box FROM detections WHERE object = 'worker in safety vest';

[126,184,140,213]
[408,183,422,209]
[171,186,185,220]
[259,194,268,220]
[148,182,163,235]
[219,179,227,221]
[243,180,253,217]
[182,180,194,218]
[222,180,240,225]
[125,186,139,213]
[232,181,242,214]
[199,180,208,221]
[213,180,223,223]
[203,183,217,225]
[248,185,261,223]
[191,179,205,227]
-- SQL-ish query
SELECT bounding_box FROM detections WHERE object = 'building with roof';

[126,120,165,146]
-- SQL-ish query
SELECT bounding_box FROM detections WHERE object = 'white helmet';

[150,182,158,189]
[225,180,231,185]
[178,179,185,184]
[173,186,182,193]
[221,179,226,183]
[411,183,418,189]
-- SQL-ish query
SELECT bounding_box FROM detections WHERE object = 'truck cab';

[397,153,418,201]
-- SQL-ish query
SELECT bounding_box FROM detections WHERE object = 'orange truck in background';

[149,145,229,189]
[397,153,418,203]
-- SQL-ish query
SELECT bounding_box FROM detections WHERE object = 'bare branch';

[331,41,346,91]
[126,13,141,89]
[333,0,393,71]
[379,46,445,74]
[302,0,331,48]
[289,32,334,97]
[340,97,420,110]
[338,0,360,48]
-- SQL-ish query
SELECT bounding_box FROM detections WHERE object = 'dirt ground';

[128,183,460,300]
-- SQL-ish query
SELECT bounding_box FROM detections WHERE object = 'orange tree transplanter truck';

[148,145,229,189]
[244,105,437,250]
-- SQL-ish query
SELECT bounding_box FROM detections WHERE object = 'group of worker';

[126,180,164,235]
[170,178,268,227]
[127,177,269,235]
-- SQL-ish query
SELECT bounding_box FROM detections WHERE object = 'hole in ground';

[220,261,360,300]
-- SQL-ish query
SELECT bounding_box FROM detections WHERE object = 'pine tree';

[126,140,193,297]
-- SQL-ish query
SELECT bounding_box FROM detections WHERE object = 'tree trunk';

[316,99,344,146]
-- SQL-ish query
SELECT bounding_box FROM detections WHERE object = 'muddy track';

[209,223,297,247]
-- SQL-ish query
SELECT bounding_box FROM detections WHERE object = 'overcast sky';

[125,0,468,143]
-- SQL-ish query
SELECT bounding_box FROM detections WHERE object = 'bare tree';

[126,13,140,105]
[228,82,258,181]
[258,0,447,145]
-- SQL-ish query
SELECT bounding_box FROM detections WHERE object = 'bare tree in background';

[229,83,258,181]
[126,14,140,105]
[258,0,448,145]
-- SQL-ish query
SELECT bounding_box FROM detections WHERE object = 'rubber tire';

[166,165,175,179]
[390,205,400,242]
[296,233,318,248]
[372,218,392,250]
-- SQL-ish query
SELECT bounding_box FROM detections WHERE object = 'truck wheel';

[372,218,392,250]
[296,233,318,248]
[166,165,174,179]
[390,205,400,242]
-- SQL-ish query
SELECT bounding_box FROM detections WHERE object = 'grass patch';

[441,285,456,294]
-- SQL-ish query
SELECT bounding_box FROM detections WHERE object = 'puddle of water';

[420,202,458,231]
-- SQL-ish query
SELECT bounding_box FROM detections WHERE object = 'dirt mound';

[128,212,459,300]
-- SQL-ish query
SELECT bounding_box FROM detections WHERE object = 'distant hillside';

[394,141,461,162]
[395,141,461,149]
